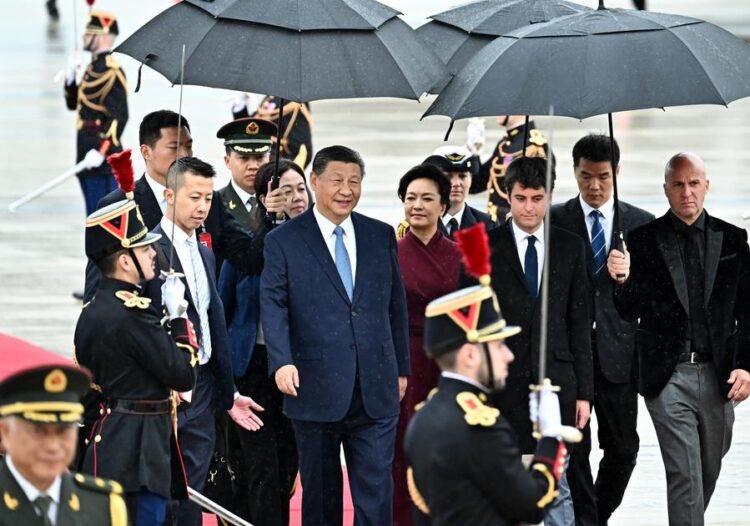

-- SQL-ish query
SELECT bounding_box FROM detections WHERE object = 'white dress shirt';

[144,172,168,214]
[160,216,212,364]
[511,219,545,293]
[6,455,61,525]
[313,206,357,284]
[230,179,256,212]
[441,371,491,394]
[442,204,466,230]
[579,195,615,253]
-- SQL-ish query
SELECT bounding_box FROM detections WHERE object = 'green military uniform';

[0,365,129,525]
[216,117,278,229]
[469,121,551,223]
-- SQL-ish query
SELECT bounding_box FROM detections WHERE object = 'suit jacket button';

[595,290,601,297]
[351,310,358,317]
[350,344,357,350]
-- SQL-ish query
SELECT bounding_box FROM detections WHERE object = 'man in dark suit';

[261,145,410,525]
[608,152,750,525]
[463,156,593,526]
[423,145,496,237]
[82,110,262,302]
[147,157,264,526]
[551,135,654,526]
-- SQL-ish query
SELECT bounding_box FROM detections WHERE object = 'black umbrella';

[184,0,399,31]
[417,0,591,75]
[117,1,446,102]
[424,4,750,234]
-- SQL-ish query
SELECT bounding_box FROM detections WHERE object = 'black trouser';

[229,344,298,526]
[568,336,639,525]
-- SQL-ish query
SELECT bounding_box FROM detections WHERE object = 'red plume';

[86,0,95,6]
[454,223,491,285]
[107,149,135,199]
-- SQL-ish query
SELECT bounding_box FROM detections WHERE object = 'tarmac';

[1,0,749,524]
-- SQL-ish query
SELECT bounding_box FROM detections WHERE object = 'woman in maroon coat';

[392,165,463,525]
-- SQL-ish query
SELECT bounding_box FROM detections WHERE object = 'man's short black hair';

[312,145,365,178]
[505,157,555,196]
[139,110,191,148]
[166,156,216,192]
[397,164,451,209]
[572,134,619,167]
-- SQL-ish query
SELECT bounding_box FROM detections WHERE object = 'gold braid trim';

[396,220,410,240]
[406,467,430,515]
[109,491,128,526]
[532,463,559,508]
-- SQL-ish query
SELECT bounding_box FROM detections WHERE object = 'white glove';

[162,274,188,320]
[231,92,249,114]
[466,117,486,156]
[65,54,83,84]
[529,385,562,438]
[81,149,105,170]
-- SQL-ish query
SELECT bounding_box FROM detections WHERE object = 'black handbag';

[202,412,236,509]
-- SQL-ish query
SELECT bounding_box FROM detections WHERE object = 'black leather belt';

[677,352,711,364]
[111,399,171,415]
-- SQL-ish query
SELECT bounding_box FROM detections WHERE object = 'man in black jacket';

[551,135,654,526]
[463,156,593,525]
[82,110,263,302]
[608,152,750,525]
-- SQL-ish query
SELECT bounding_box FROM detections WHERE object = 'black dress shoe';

[46,0,60,21]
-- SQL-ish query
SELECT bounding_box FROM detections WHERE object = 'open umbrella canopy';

[116,1,447,102]
[184,0,400,31]
[430,0,590,36]
[424,7,750,120]
[417,0,591,77]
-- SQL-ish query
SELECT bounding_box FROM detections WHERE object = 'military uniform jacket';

[469,122,552,223]
[0,459,127,526]
[235,95,313,169]
[74,277,196,498]
[64,52,128,177]
[404,376,566,526]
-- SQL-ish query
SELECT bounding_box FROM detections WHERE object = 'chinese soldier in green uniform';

[0,364,129,525]
[404,224,577,525]
[63,10,128,215]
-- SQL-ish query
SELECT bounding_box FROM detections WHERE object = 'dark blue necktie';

[590,210,607,277]
[525,235,538,299]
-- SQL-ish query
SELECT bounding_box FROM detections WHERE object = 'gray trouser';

[645,362,734,526]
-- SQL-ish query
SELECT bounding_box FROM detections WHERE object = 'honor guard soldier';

[74,151,199,526]
[468,115,552,223]
[233,94,313,169]
[404,224,576,526]
[64,10,128,215]
[0,364,129,525]
[217,117,278,228]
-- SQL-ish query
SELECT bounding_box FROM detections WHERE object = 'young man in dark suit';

[608,153,750,525]
[261,145,410,525]
[149,157,264,526]
[423,145,496,237]
[551,135,654,526]
[82,110,261,301]
[463,156,593,526]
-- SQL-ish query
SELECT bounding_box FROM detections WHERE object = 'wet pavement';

[0,1,748,524]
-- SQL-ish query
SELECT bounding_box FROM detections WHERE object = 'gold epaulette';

[396,220,410,240]
[455,391,499,427]
[72,473,128,526]
[115,290,151,309]
[105,54,120,69]
[414,387,438,412]
[73,472,123,495]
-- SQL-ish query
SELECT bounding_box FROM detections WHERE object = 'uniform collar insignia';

[3,492,18,511]
[228,200,237,210]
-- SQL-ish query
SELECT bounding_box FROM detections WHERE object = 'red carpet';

[202,469,354,526]
[0,332,71,380]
